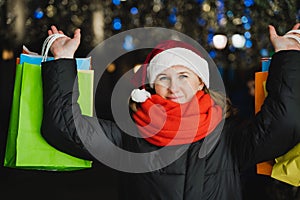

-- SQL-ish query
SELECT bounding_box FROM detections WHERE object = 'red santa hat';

[132,40,209,89]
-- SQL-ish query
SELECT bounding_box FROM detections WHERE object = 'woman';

[41,24,300,200]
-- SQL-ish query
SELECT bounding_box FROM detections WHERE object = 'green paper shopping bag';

[77,69,94,116]
[4,62,93,171]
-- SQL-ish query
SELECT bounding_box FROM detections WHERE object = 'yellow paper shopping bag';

[271,143,300,186]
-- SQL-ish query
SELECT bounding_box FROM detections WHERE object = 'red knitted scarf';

[132,91,223,146]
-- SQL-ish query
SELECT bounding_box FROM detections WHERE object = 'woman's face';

[154,65,204,104]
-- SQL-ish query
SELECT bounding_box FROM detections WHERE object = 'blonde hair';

[203,86,237,118]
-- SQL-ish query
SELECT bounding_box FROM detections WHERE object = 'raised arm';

[41,26,124,161]
[232,23,300,169]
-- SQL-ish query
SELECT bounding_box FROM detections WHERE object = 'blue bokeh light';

[197,17,206,26]
[112,0,121,6]
[243,23,251,30]
[244,31,251,39]
[245,39,252,48]
[168,14,177,24]
[171,7,178,14]
[207,33,214,45]
[130,7,138,15]
[34,9,44,19]
[260,48,269,57]
[244,0,254,7]
[209,50,216,59]
[123,35,135,51]
[113,18,122,30]
[241,16,248,23]
[226,10,234,18]
[229,45,236,52]
[196,0,204,4]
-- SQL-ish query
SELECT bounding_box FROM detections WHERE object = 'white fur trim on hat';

[147,47,209,88]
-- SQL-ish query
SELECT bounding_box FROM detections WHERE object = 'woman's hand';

[47,25,81,59]
[269,23,300,52]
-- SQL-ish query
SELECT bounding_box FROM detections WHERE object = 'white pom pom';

[131,89,151,103]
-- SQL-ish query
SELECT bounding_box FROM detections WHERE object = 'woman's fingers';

[48,29,53,35]
[73,29,81,41]
[51,25,59,34]
[48,25,67,38]
[292,23,300,30]
[48,25,60,35]
[268,25,278,41]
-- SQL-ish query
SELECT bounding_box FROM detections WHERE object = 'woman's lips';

[167,95,183,101]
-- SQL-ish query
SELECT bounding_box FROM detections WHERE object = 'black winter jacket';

[41,50,300,200]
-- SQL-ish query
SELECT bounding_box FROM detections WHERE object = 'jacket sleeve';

[232,50,300,169]
[41,59,123,161]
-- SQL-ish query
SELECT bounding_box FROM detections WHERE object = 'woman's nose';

[169,80,179,93]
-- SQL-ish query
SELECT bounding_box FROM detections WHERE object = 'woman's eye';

[159,76,169,81]
[179,74,188,79]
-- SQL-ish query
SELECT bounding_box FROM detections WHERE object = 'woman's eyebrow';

[178,71,191,74]
[157,73,167,76]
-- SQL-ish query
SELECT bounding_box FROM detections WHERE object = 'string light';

[34,8,44,19]
[231,34,246,48]
[245,39,252,48]
[209,50,217,59]
[244,31,251,39]
[244,0,254,7]
[112,0,121,6]
[130,7,138,15]
[123,35,134,51]
[213,34,228,49]
[168,7,177,25]
[113,18,122,30]
[0,0,297,73]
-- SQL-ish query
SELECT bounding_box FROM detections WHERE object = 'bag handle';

[283,29,300,45]
[41,34,67,62]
